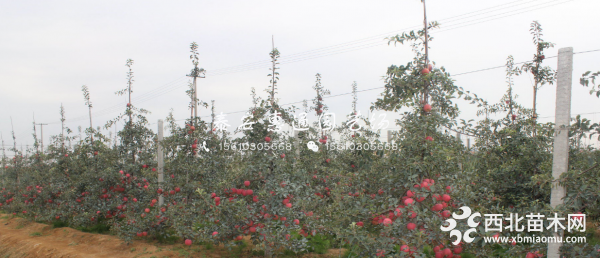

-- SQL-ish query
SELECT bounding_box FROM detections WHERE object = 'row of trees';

[1,4,600,257]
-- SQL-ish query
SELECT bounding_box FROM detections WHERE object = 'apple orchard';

[1,11,600,258]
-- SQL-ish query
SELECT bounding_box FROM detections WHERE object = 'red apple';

[442,194,451,202]
[407,222,416,230]
[423,104,432,112]
[441,210,451,218]
[185,239,192,245]
[400,245,410,252]
[408,210,417,218]
[265,136,271,143]
[453,246,462,254]
[421,68,430,75]
[383,218,392,226]
[572,212,584,221]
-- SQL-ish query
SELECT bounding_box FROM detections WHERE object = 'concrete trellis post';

[456,132,462,170]
[157,119,165,206]
[294,130,300,156]
[547,47,573,258]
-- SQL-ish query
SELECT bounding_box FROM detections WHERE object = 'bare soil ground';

[0,214,345,258]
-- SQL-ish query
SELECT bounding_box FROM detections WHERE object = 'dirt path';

[0,214,345,258]
[0,214,183,258]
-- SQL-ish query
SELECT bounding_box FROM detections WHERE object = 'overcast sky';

[1,0,599,155]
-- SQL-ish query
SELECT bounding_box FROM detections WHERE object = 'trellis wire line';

[44,0,576,125]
